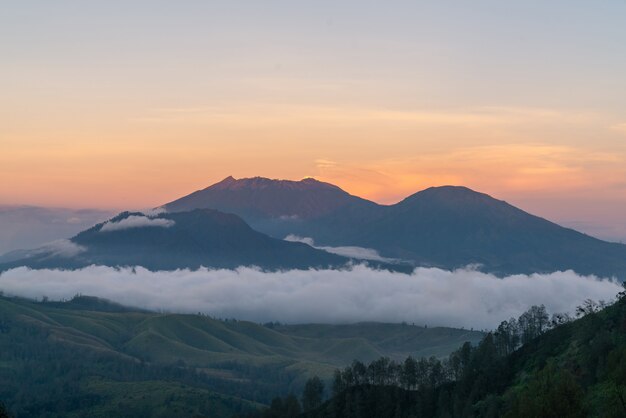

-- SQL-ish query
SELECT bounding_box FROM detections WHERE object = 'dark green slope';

[0,295,483,417]
[294,295,626,418]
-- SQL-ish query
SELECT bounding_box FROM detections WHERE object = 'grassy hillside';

[0,294,482,417]
[266,294,626,417]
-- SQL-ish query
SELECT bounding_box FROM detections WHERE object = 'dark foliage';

[254,296,626,417]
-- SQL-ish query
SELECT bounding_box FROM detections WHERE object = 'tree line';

[249,294,625,418]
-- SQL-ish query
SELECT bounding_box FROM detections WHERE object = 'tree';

[550,312,572,327]
[282,394,301,417]
[351,360,367,385]
[505,363,586,418]
[576,299,601,317]
[400,356,418,389]
[368,357,392,385]
[494,318,519,356]
[0,402,11,418]
[263,395,301,418]
[617,282,626,300]
[332,369,345,396]
[302,376,325,412]
[518,305,549,344]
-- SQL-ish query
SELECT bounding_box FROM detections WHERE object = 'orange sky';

[2,1,626,240]
[3,104,625,213]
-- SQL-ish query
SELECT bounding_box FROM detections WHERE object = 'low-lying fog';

[1,265,621,329]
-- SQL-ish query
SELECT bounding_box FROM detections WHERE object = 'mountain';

[0,294,483,417]
[163,177,626,278]
[334,186,626,277]
[163,176,380,240]
[164,176,376,220]
[0,209,350,271]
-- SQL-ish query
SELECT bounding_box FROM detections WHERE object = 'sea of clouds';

[0,265,621,329]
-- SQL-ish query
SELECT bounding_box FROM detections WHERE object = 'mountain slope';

[257,295,626,418]
[163,176,380,240]
[340,186,626,277]
[163,177,626,278]
[0,294,483,417]
[0,209,349,271]
[164,176,376,220]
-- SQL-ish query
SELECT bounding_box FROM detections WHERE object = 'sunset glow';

[2,1,626,239]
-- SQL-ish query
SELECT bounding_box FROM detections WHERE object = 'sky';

[2,1,626,240]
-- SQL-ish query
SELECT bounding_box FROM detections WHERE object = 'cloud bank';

[285,235,399,263]
[0,266,621,329]
[100,215,175,232]
[38,239,87,258]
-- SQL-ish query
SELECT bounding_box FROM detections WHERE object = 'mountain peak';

[207,176,343,192]
[398,185,499,207]
[164,176,371,220]
[218,175,237,183]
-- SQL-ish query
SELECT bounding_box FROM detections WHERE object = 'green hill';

[0,294,482,417]
[268,293,626,418]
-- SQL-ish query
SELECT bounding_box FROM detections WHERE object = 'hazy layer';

[0,206,114,254]
[0,265,620,329]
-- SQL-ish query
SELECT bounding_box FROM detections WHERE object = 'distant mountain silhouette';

[0,209,353,271]
[163,177,626,278]
[165,176,375,219]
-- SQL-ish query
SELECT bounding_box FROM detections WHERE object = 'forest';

[0,293,479,417]
[248,293,626,417]
[0,290,624,417]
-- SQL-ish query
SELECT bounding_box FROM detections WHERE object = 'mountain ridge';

[0,209,354,272]
[162,177,626,278]
[164,176,377,220]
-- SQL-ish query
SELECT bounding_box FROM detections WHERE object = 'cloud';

[314,142,626,205]
[143,207,168,217]
[0,206,114,255]
[0,265,621,329]
[279,215,300,220]
[285,235,400,263]
[38,240,87,258]
[100,215,174,232]
[611,123,626,135]
[0,239,87,261]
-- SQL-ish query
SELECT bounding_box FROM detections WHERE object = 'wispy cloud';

[611,123,626,135]
[2,239,87,261]
[314,143,626,204]
[39,239,87,258]
[0,266,620,329]
[285,235,400,263]
[100,215,174,232]
[0,207,114,255]
[142,207,168,217]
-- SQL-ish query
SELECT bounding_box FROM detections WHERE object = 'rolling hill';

[0,294,483,417]
[255,292,626,418]
[163,176,626,278]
